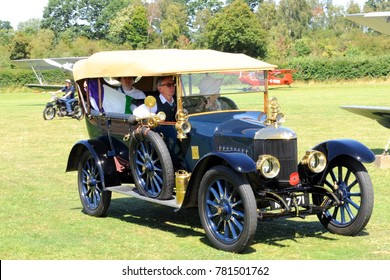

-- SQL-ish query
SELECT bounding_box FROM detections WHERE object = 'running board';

[106,185,181,209]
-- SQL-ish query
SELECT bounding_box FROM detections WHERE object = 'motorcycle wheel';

[43,106,56,120]
[73,105,84,120]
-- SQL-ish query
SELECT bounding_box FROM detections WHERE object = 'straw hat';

[198,76,223,95]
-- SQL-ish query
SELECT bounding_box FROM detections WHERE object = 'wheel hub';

[336,182,349,203]
[217,199,232,220]
[142,157,154,173]
[87,177,97,190]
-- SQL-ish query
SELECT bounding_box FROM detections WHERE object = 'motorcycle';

[43,93,84,120]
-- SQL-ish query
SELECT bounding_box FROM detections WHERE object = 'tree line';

[0,0,389,75]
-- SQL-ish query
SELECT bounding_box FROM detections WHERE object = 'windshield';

[179,71,267,113]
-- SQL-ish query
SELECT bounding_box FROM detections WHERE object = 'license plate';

[269,193,309,210]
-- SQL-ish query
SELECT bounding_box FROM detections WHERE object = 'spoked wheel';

[314,157,374,235]
[198,165,257,252]
[73,105,84,120]
[43,106,56,120]
[129,129,174,200]
[78,150,111,217]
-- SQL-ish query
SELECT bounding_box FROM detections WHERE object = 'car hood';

[188,111,266,138]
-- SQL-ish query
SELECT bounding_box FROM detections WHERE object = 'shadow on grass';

[102,196,349,253]
[108,197,203,238]
[20,103,46,107]
[268,85,297,91]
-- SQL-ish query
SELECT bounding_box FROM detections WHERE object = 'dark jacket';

[156,95,176,122]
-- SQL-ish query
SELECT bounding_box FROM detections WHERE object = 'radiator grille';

[254,139,298,182]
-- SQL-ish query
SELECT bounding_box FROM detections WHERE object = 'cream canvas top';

[73,49,277,81]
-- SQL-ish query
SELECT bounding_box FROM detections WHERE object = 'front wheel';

[78,150,111,217]
[314,157,374,235]
[198,165,257,252]
[43,106,56,120]
[73,105,84,120]
[129,129,174,200]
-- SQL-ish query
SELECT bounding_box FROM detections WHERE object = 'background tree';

[277,0,311,39]
[185,0,223,35]
[16,19,42,35]
[78,0,132,40]
[147,0,189,48]
[0,21,13,47]
[364,0,390,12]
[0,20,13,31]
[9,33,30,60]
[256,0,277,31]
[41,0,79,35]
[226,0,261,10]
[205,0,268,58]
[109,1,149,48]
[29,29,56,58]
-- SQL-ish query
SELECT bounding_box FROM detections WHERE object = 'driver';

[152,76,177,121]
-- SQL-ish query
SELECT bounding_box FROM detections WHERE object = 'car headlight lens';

[256,155,280,178]
[157,111,166,121]
[301,150,326,173]
[180,121,191,133]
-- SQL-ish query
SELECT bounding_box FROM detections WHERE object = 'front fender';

[312,138,375,163]
[66,139,120,189]
[181,152,256,208]
[209,152,256,173]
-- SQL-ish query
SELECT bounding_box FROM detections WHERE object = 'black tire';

[198,165,257,252]
[78,150,111,217]
[129,129,174,200]
[43,106,55,120]
[315,157,374,235]
[73,105,84,120]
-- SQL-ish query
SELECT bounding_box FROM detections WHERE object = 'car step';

[106,185,181,209]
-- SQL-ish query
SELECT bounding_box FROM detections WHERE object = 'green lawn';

[0,82,389,260]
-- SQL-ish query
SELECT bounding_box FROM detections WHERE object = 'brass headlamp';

[137,96,166,128]
[175,109,191,140]
[301,150,327,173]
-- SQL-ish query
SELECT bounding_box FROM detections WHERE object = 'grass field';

[0,81,389,260]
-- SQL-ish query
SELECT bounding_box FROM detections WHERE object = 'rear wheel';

[315,157,374,235]
[78,150,111,217]
[129,129,174,200]
[198,165,257,252]
[43,106,55,120]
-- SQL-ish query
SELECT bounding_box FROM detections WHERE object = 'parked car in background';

[66,49,375,252]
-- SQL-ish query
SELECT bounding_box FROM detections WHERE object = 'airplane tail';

[283,73,293,85]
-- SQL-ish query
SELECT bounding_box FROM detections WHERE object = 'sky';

[0,0,368,30]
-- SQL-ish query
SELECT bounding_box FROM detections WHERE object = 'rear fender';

[66,139,120,189]
[312,139,375,163]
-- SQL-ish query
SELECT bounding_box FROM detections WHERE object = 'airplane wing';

[13,57,85,70]
[12,57,87,90]
[341,105,390,129]
[346,12,390,35]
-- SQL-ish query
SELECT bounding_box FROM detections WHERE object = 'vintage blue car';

[66,49,374,252]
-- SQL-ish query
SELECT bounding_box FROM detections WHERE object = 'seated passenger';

[133,76,177,121]
[196,76,229,112]
[117,76,146,113]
